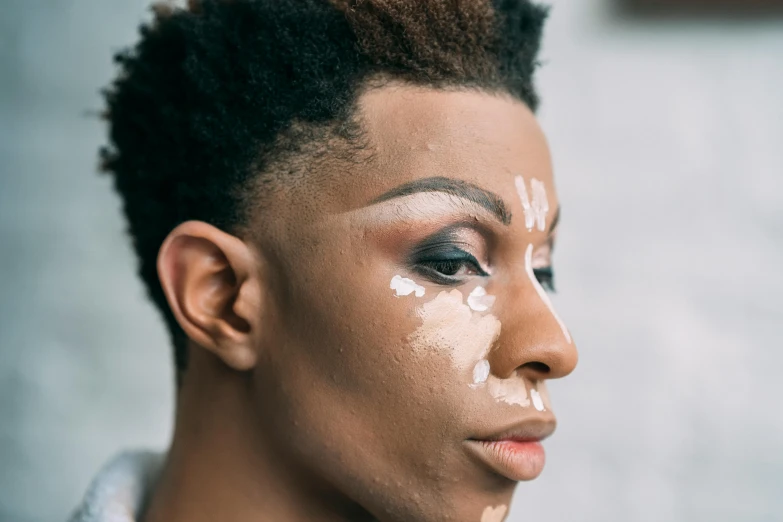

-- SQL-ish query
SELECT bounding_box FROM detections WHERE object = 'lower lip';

[467,439,546,481]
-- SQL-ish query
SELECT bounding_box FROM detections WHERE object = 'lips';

[465,416,556,481]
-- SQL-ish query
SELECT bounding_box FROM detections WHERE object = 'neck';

[142,349,373,522]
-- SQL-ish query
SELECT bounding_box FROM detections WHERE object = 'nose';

[488,267,578,382]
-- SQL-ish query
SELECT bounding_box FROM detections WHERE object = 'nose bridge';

[489,246,578,380]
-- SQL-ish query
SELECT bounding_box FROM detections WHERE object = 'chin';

[344,484,515,522]
[324,448,523,522]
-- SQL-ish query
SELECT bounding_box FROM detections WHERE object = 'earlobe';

[157,221,263,371]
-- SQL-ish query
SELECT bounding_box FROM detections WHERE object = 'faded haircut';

[101,0,549,376]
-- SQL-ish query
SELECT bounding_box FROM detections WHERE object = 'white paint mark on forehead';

[514,175,549,232]
[514,175,534,231]
[481,504,508,522]
[525,244,572,344]
[467,286,496,312]
[530,178,550,232]
[390,275,425,298]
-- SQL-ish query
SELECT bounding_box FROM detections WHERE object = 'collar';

[68,451,163,522]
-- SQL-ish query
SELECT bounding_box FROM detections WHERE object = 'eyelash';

[533,267,556,293]
[413,249,488,285]
[414,250,557,294]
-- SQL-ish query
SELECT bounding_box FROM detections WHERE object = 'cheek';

[407,288,501,384]
[320,283,501,426]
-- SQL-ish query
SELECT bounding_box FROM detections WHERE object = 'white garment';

[68,451,164,522]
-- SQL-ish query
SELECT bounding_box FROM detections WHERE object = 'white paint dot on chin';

[389,274,425,298]
[481,504,508,522]
[472,359,490,385]
[530,388,545,412]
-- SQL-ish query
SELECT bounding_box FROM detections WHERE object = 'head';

[102,0,577,520]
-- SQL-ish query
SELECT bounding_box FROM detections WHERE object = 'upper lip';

[469,415,556,443]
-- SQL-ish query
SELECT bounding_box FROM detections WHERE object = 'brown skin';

[145,85,577,522]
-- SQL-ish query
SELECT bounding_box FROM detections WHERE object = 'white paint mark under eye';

[390,275,425,298]
[530,387,545,411]
[467,286,496,312]
[407,289,500,373]
[525,244,572,344]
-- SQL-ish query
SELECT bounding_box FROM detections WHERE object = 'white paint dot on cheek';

[530,387,545,412]
[481,504,508,522]
[467,286,496,312]
[472,359,490,385]
[389,274,425,297]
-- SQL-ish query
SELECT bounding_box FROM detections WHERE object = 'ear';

[157,221,264,371]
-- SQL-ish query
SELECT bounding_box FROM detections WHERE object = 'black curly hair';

[101,0,549,376]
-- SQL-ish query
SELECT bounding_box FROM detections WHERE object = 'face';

[251,85,577,522]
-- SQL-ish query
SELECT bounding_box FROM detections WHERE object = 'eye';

[533,266,556,293]
[420,257,483,278]
[413,249,489,285]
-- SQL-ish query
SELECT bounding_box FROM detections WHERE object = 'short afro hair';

[101,0,549,375]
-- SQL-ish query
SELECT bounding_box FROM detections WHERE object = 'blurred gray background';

[1,0,781,521]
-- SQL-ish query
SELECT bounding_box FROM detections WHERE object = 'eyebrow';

[369,176,512,226]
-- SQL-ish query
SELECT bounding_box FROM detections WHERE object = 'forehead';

[268,84,556,229]
[352,84,554,209]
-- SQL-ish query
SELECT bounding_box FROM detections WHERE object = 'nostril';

[522,361,550,375]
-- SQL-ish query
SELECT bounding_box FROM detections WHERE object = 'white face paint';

[458,286,538,405]
[390,275,425,298]
[467,286,496,312]
[530,387,545,412]
[447,287,496,386]
[481,504,508,522]
[472,359,490,385]
[514,175,549,232]
[514,175,534,231]
[486,372,530,407]
[525,243,572,344]
[407,289,500,374]
[530,178,549,232]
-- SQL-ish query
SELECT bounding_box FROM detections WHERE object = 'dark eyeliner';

[408,228,488,285]
[533,266,556,292]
